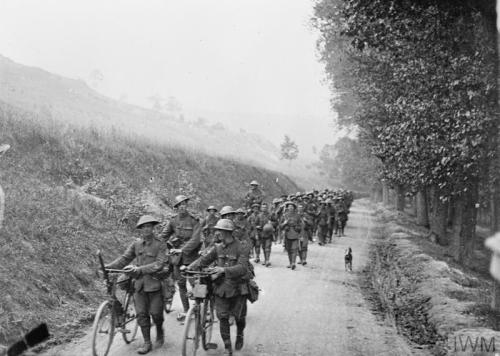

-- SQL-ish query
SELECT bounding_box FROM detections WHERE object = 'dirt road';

[42,201,420,356]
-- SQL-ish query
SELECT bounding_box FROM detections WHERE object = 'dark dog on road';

[344,247,353,271]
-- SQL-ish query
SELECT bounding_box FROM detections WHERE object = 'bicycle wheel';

[92,300,115,356]
[201,298,215,350]
[122,292,139,344]
[181,304,200,356]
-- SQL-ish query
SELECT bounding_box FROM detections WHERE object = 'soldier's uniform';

[106,217,167,354]
[243,183,265,209]
[317,203,330,245]
[304,198,318,242]
[298,209,313,265]
[256,209,274,266]
[327,200,336,243]
[247,209,261,261]
[280,204,302,270]
[188,229,250,355]
[234,214,251,247]
[334,199,348,236]
[159,211,202,313]
[201,213,219,251]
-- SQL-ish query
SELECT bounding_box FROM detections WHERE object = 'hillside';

[0,54,328,188]
[0,102,299,345]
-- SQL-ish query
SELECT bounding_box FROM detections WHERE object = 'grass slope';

[0,102,299,345]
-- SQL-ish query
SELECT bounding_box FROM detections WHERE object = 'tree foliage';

[313,0,498,199]
[280,135,299,162]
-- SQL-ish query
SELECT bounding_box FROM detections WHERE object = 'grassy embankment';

[365,203,500,355]
[0,102,299,345]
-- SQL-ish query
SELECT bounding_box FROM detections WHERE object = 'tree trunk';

[451,185,478,265]
[371,182,382,203]
[428,186,449,245]
[491,188,500,232]
[492,281,500,312]
[382,181,390,207]
[395,184,405,212]
[416,189,429,227]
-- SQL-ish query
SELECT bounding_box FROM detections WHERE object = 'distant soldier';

[297,203,313,265]
[244,180,264,209]
[316,199,330,246]
[303,193,318,242]
[247,203,261,262]
[326,198,336,243]
[280,201,302,270]
[334,197,348,236]
[201,205,219,251]
[106,215,167,354]
[256,202,274,266]
[158,195,202,322]
[233,208,251,246]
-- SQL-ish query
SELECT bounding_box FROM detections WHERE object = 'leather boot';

[235,334,244,350]
[155,325,164,348]
[137,327,152,354]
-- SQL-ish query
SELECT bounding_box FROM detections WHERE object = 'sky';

[0,0,337,153]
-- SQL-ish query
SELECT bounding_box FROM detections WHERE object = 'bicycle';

[180,269,218,356]
[91,250,139,356]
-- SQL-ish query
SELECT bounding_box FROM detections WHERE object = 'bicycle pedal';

[116,328,131,334]
[206,342,218,350]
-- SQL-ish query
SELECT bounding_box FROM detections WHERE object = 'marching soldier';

[247,203,261,262]
[106,215,167,354]
[256,202,274,267]
[243,180,264,209]
[326,198,336,243]
[158,195,202,322]
[201,205,219,251]
[234,208,251,246]
[186,219,251,356]
[297,203,313,265]
[316,199,330,246]
[280,201,302,270]
[303,193,318,242]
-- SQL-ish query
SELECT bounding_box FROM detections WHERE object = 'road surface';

[41,201,421,356]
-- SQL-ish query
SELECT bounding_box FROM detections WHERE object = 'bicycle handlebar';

[181,269,217,278]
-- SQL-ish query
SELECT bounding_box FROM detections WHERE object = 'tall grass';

[0,102,299,343]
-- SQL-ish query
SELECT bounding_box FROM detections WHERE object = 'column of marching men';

[105,180,353,355]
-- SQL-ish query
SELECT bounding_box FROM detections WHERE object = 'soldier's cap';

[173,194,190,207]
[252,203,261,208]
[214,218,235,231]
[235,208,246,214]
[206,205,218,212]
[136,215,161,229]
[220,205,236,216]
[250,180,259,186]
[325,199,333,204]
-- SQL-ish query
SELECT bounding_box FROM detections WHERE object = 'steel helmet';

[250,180,259,186]
[214,219,235,231]
[220,206,236,216]
[235,208,246,214]
[262,222,274,234]
[174,195,189,207]
[136,215,161,229]
[251,203,260,209]
[285,201,297,208]
[206,205,218,212]
[325,199,333,204]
